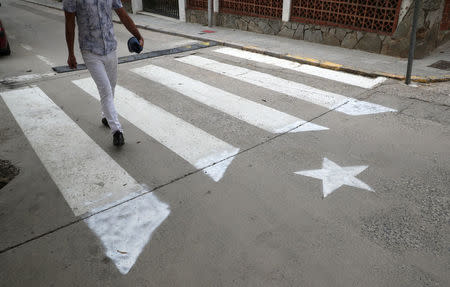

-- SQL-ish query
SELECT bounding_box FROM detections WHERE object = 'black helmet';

[127,37,143,54]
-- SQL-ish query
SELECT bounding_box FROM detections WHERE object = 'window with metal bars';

[143,0,180,18]
[187,0,283,18]
[290,0,403,35]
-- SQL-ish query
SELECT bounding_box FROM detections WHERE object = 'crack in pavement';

[407,97,450,108]
[0,97,346,255]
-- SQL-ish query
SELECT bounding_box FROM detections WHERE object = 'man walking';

[63,0,143,146]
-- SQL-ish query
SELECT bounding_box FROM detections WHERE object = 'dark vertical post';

[406,0,422,85]
[208,0,213,27]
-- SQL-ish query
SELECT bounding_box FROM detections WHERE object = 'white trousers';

[82,50,122,133]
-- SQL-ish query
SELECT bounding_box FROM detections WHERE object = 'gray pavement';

[0,1,449,286]
[0,0,197,80]
[21,0,450,81]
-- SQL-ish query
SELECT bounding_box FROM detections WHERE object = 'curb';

[131,26,450,83]
[22,0,450,83]
[52,41,217,73]
[22,0,61,11]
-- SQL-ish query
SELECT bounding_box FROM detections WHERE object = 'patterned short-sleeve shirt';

[63,0,123,56]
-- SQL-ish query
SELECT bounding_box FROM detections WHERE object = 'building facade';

[130,0,450,58]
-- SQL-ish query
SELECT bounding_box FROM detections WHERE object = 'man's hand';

[115,8,144,49]
[67,54,77,69]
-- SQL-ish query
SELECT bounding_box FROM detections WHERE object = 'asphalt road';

[0,1,449,286]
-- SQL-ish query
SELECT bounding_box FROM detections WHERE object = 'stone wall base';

[187,9,449,59]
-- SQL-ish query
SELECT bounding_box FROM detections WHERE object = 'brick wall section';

[441,0,450,30]
[187,0,450,58]
[290,0,402,35]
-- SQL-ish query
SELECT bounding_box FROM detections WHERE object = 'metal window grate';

[187,0,208,10]
[219,0,283,19]
[291,0,402,35]
[143,0,180,19]
[428,60,450,71]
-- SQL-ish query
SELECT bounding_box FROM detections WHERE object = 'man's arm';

[64,11,77,69]
[115,8,144,47]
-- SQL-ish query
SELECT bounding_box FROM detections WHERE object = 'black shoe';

[102,118,110,128]
[113,131,125,146]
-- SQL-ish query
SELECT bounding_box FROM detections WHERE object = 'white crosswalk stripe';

[72,78,239,182]
[213,47,387,89]
[0,46,401,278]
[131,64,328,133]
[176,55,396,116]
[0,86,145,216]
[1,49,398,275]
[0,86,170,275]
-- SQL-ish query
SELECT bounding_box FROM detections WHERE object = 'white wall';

[131,0,143,14]
[179,0,186,21]
[282,0,291,22]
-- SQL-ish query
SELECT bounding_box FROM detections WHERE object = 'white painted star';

[295,158,374,198]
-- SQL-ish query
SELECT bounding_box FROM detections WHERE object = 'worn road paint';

[20,44,32,51]
[334,99,396,115]
[131,65,328,134]
[85,192,170,275]
[73,78,239,181]
[320,61,343,69]
[0,86,170,274]
[214,47,387,89]
[0,86,145,215]
[287,54,321,64]
[36,55,55,67]
[295,158,373,198]
[176,55,396,115]
[0,72,55,84]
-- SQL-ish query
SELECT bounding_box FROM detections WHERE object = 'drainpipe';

[406,0,422,85]
[213,0,219,26]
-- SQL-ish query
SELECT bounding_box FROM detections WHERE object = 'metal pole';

[405,0,422,85]
[208,0,213,27]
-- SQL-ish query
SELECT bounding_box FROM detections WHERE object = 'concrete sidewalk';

[25,0,450,82]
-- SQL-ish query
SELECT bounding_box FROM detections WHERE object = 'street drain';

[0,159,20,189]
[428,60,450,70]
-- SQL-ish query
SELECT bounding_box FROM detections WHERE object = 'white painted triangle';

[85,193,170,275]
[202,156,236,182]
[335,98,397,115]
[289,122,329,133]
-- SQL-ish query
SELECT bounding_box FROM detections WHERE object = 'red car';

[0,3,10,56]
